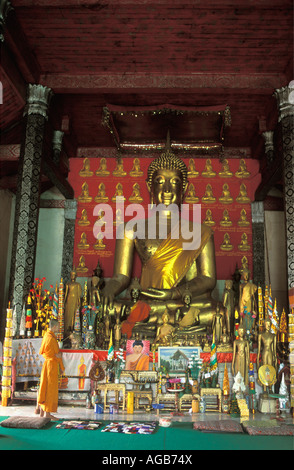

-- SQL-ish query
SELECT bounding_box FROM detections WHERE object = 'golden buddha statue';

[112,183,126,202]
[78,182,92,203]
[95,182,109,203]
[93,237,106,250]
[202,184,216,203]
[219,183,233,204]
[114,208,123,227]
[235,159,250,178]
[129,158,143,177]
[218,159,233,178]
[239,267,257,332]
[184,183,199,203]
[78,209,90,227]
[232,325,250,385]
[187,158,199,177]
[76,255,88,273]
[236,183,250,203]
[96,157,110,176]
[238,208,250,227]
[129,183,143,203]
[220,209,232,227]
[201,158,216,177]
[238,233,251,251]
[101,145,222,337]
[64,268,82,336]
[78,232,89,250]
[113,158,127,177]
[257,317,277,374]
[220,233,233,251]
[79,157,93,177]
[153,311,175,346]
[203,209,215,227]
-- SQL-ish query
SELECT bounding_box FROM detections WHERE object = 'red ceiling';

[0,0,293,191]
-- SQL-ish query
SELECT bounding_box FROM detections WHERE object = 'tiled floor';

[0,402,293,425]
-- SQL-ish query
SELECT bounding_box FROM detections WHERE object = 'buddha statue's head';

[147,148,188,207]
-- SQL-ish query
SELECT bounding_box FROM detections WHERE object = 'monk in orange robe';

[125,340,149,371]
[38,319,64,419]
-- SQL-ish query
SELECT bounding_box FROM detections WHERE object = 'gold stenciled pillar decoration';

[2,303,13,406]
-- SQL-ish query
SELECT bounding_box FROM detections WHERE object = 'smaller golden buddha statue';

[112,182,126,202]
[217,325,232,352]
[129,183,143,202]
[202,183,216,203]
[76,255,88,273]
[113,208,123,227]
[218,159,233,178]
[93,237,106,250]
[129,158,143,177]
[79,157,93,177]
[201,158,216,177]
[184,183,199,203]
[78,182,92,203]
[78,209,90,226]
[220,209,232,227]
[220,233,233,251]
[78,232,90,250]
[153,311,175,346]
[203,209,215,227]
[236,183,250,203]
[238,233,251,251]
[95,182,109,203]
[113,158,127,177]
[187,158,199,177]
[219,183,233,204]
[96,157,110,176]
[235,159,250,178]
[238,208,250,227]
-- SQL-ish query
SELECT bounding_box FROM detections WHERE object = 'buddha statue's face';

[149,168,184,207]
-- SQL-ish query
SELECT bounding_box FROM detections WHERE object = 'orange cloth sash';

[121,301,151,339]
[140,223,212,290]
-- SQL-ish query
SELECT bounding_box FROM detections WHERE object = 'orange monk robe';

[126,353,149,371]
[38,330,64,413]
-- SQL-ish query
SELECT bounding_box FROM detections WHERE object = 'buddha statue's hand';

[141,287,180,301]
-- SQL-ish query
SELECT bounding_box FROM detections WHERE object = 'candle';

[127,392,134,414]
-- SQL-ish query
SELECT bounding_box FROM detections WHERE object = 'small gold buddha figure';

[79,157,93,177]
[238,208,250,227]
[201,158,216,177]
[78,232,90,250]
[113,208,123,227]
[187,158,199,177]
[220,232,233,251]
[113,158,127,177]
[184,183,199,203]
[236,183,250,203]
[129,158,143,177]
[95,182,109,203]
[78,209,90,226]
[76,255,88,273]
[93,236,106,250]
[217,325,232,352]
[202,183,216,203]
[218,159,233,178]
[78,182,92,203]
[96,157,110,176]
[220,209,232,227]
[238,233,251,251]
[235,159,250,178]
[129,183,143,203]
[203,209,215,227]
[153,311,175,346]
[112,182,126,202]
[219,183,233,204]
[240,256,249,272]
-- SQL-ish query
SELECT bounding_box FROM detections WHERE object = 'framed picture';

[125,339,150,371]
[158,347,201,376]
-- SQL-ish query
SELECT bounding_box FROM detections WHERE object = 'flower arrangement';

[29,277,55,337]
